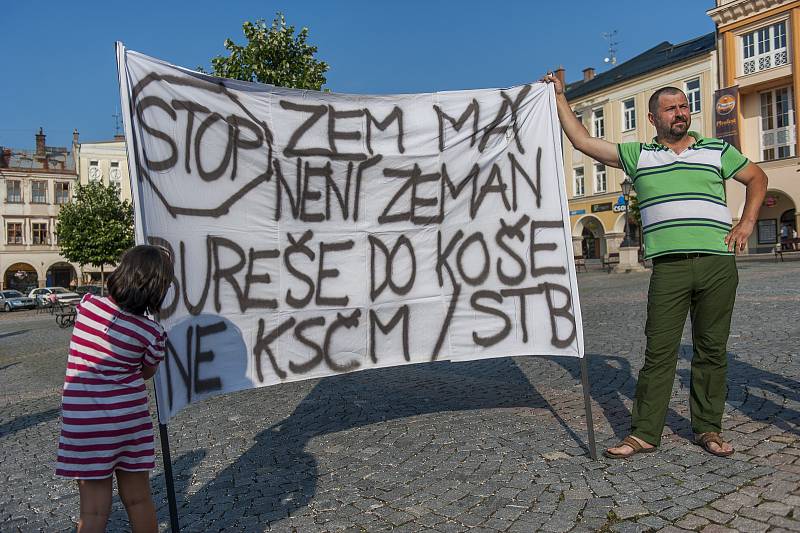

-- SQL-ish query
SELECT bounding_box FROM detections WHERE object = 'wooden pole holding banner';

[580,355,598,459]
[154,389,181,532]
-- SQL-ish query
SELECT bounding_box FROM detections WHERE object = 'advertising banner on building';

[714,86,741,150]
[116,45,584,423]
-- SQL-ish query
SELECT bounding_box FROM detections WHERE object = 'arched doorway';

[46,262,77,288]
[4,263,38,293]
[780,208,796,231]
[752,190,796,253]
[575,216,606,259]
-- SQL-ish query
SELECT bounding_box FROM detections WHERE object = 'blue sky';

[1,1,716,150]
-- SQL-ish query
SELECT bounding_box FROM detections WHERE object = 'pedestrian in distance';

[55,245,173,533]
[541,72,768,459]
[780,222,791,250]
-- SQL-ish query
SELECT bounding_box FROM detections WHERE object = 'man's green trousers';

[631,254,738,446]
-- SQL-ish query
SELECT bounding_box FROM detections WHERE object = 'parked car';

[28,287,81,305]
[75,285,104,297]
[0,290,37,312]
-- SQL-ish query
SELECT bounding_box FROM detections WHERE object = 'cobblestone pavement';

[1,260,799,532]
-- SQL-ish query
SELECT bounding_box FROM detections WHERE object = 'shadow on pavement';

[0,407,60,439]
[677,345,800,436]
[553,354,692,442]
[174,357,591,527]
[0,329,29,340]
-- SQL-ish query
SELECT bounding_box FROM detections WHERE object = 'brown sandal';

[695,432,735,457]
[603,435,657,459]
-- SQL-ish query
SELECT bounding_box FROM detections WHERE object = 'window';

[592,108,605,137]
[31,180,47,203]
[622,99,636,131]
[743,32,755,60]
[7,223,22,244]
[743,21,789,75]
[32,223,48,245]
[6,180,21,203]
[760,86,796,160]
[31,180,47,204]
[594,163,607,193]
[88,160,101,181]
[55,182,70,204]
[110,161,121,182]
[686,79,701,114]
[574,167,585,197]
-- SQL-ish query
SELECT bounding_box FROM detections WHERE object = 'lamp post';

[620,176,633,247]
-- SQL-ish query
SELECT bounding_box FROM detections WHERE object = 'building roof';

[565,32,716,101]
[0,146,75,172]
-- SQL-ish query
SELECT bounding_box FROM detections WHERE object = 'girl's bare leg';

[77,477,112,533]
[116,470,158,533]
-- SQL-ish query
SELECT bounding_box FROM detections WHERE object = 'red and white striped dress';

[56,294,166,479]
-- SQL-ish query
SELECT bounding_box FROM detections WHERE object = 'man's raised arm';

[542,72,622,169]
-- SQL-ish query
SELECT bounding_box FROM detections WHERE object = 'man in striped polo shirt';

[542,74,768,458]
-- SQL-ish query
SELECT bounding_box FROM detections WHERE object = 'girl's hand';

[141,364,157,380]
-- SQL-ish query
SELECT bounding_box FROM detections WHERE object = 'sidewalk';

[0,262,798,532]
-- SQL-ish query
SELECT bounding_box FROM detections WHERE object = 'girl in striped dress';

[56,245,173,533]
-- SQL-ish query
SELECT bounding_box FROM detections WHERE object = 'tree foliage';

[627,194,641,228]
[57,182,134,270]
[204,13,329,90]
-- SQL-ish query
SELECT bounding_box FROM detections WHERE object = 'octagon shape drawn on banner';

[129,72,274,218]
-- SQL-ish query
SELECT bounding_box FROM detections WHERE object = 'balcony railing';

[743,48,789,75]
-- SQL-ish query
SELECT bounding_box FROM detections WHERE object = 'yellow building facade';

[709,0,800,253]
[562,34,717,260]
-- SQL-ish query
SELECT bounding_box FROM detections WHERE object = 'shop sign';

[714,86,740,150]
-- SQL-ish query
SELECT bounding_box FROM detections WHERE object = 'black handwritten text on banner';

[118,48,584,423]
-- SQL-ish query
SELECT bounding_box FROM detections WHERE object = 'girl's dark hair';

[107,245,174,315]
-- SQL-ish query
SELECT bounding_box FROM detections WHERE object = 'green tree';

[203,13,329,90]
[57,182,134,290]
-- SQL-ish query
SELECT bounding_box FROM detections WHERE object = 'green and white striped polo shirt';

[617,131,749,259]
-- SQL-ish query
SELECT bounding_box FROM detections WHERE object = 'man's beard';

[658,118,689,141]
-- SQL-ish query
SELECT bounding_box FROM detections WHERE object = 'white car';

[28,287,81,305]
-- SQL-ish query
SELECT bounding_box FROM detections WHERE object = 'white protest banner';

[117,45,584,424]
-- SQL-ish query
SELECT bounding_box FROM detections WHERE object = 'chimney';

[582,67,595,81]
[73,129,80,145]
[1,148,10,168]
[554,67,566,86]
[35,127,46,156]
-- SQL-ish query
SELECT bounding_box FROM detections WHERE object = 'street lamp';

[620,176,633,247]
